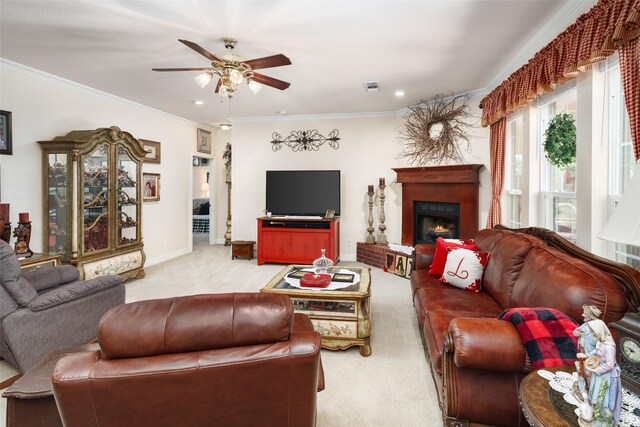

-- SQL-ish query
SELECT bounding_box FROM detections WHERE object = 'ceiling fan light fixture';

[220,122,232,131]
[194,72,213,88]
[229,69,244,85]
[248,80,262,94]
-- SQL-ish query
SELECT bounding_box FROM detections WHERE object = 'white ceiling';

[0,1,593,128]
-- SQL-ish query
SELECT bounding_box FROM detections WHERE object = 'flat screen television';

[266,170,340,216]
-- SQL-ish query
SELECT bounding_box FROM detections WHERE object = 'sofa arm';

[444,318,527,372]
[22,265,80,292]
[413,244,435,271]
[28,275,123,312]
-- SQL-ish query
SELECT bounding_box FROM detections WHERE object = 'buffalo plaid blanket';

[498,307,579,370]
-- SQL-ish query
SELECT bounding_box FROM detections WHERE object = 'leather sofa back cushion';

[99,293,294,359]
[475,229,546,309]
[510,246,630,323]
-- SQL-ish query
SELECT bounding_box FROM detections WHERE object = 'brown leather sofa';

[411,226,640,426]
[52,293,324,427]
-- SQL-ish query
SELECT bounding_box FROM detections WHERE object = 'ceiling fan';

[152,37,291,99]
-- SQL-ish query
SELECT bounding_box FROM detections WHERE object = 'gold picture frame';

[140,139,161,164]
[197,128,212,154]
[143,173,160,202]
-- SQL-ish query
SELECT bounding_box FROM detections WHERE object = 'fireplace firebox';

[414,202,460,244]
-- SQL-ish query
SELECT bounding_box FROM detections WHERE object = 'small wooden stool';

[231,240,256,260]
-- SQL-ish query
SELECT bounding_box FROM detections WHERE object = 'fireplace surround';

[393,164,482,246]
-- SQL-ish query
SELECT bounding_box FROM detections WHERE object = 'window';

[539,87,578,242]
[607,62,639,269]
[504,115,523,228]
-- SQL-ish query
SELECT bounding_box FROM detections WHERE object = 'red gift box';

[300,273,332,288]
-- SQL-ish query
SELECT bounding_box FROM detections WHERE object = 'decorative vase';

[13,221,33,258]
[313,248,334,274]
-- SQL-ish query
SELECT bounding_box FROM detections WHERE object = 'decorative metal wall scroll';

[270,129,340,152]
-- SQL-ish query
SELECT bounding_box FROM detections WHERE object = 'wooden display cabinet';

[39,126,147,279]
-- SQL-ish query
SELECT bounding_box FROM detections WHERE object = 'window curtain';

[486,118,506,229]
[480,0,640,127]
[619,38,640,160]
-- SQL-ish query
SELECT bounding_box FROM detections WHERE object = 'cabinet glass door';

[46,153,69,256]
[116,146,138,246]
[83,144,110,253]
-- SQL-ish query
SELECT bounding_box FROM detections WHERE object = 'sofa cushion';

[0,240,37,306]
[413,272,502,326]
[428,238,478,277]
[510,246,630,324]
[475,229,546,310]
[22,265,80,291]
[440,248,490,292]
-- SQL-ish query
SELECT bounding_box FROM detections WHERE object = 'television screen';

[266,170,340,216]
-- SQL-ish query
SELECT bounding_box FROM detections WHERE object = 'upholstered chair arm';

[292,313,324,392]
[28,275,123,312]
[445,318,527,372]
[413,244,436,271]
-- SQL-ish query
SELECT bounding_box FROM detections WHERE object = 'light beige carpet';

[0,235,442,427]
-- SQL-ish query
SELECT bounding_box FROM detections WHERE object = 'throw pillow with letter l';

[428,237,478,277]
[440,247,490,292]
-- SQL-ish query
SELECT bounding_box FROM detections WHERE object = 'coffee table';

[261,264,371,356]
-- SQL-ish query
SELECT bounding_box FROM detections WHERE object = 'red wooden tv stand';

[257,217,340,266]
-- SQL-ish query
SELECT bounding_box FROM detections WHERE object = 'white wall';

[0,60,491,265]
[231,98,490,261]
[0,61,216,266]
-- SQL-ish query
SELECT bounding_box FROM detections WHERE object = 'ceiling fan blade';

[245,54,291,70]
[252,72,290,90]
[214,78,222,93]
[178,39,221,62]
[152,67,211,72]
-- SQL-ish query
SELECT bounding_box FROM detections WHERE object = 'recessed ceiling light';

[192,100,204,105]
[276,110,288,115]
[394,90,405,97]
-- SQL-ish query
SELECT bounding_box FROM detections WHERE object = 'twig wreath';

[543,112,576,169]
[398,93,473,165]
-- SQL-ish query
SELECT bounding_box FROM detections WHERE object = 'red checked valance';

[480,0,640,127]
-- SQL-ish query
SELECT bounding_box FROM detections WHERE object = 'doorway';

[192,156,216,247]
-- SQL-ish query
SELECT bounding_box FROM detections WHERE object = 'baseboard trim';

[145,247,191,267]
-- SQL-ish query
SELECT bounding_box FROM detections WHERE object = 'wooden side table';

[231,240,256,260]
[520,366,578,427]
[19,253,61,271]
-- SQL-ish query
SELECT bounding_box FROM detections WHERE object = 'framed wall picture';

[197,128,212,154]
[0,110,12,155]
[140,139,161,164]
[143,173,160,202]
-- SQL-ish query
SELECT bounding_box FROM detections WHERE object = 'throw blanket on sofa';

[499,307,579,370]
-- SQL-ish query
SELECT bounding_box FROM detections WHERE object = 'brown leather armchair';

[52,293,324,427]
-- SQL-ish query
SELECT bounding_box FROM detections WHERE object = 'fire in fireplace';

[414,201,460,245]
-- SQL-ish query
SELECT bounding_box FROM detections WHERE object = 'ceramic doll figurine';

[585,320,622,425]
[574,304,601,357]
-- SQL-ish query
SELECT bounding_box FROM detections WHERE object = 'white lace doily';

[536,369,640,426]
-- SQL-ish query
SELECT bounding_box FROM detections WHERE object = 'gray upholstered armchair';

[0,240,125,373]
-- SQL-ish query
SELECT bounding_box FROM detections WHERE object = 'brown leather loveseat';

[411,226,640,426]
[52,292,324,427]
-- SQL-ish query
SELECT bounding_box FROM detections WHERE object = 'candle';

[0,204,8,222]
[379,177,385,186]
[368,185,374,194]
[19,212,29,223]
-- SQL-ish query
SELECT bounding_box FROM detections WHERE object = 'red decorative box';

[300,273,332,288]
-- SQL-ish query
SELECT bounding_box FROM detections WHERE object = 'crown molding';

[0,58,213,129]
[231,109,400,123]
[485,0,597,91]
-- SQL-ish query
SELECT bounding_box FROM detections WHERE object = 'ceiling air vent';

[363,81,379,93]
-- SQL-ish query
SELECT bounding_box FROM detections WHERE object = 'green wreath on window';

[544,112,576,169]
